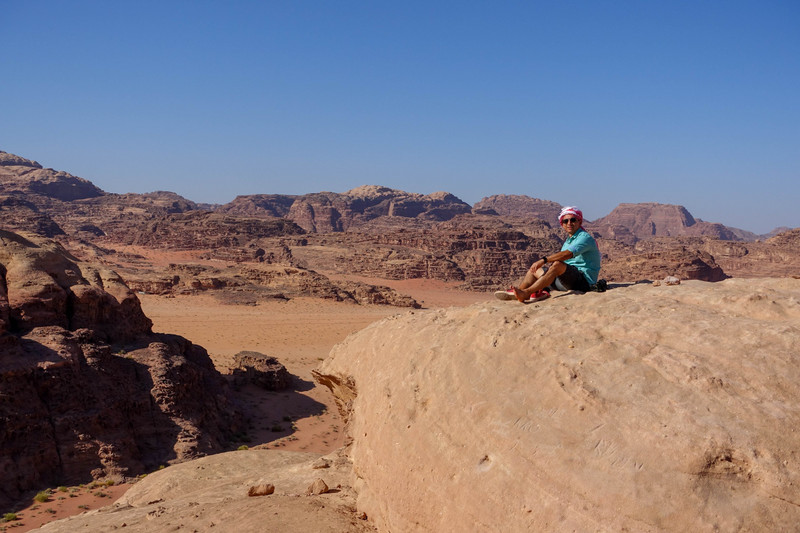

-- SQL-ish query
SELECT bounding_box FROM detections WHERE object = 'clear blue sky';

[2,1,798,233]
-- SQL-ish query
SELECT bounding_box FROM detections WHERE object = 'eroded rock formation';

[0,151,104,201]
[220,185,473,233]
[316,278,800,532]
[591,202,758,244]
[473,194,562,221]
[0,231,241,509]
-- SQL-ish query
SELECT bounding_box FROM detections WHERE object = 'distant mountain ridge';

[0,149,792,243]
[217,185,472,233]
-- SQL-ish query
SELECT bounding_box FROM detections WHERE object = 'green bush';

[34,490,50,503]
[2,513,18,522]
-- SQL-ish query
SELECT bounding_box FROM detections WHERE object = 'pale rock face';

[317,278,800,532]
[35,450,375,533]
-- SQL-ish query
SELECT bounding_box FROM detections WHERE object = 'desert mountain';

[1,148,798,286]
[217,185,473,232]
[472,194,562,221]
[590,202,758,244]
[316,278,800,531]
[0,151,104,201]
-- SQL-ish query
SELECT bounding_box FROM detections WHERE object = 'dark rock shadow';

[1,337,182,512]
[2,330,241,514]
[226,374,328,448]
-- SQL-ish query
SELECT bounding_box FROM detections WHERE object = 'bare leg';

[514,262,567,302]
[517,266,543,291]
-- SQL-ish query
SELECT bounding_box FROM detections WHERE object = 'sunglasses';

[561,218,579,224]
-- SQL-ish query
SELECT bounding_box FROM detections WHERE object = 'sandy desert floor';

[4,278,487,532]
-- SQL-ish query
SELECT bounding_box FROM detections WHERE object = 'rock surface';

[473,194,562,221]
[231,350,292,390]
[598,237,728,282]
[0,231,241,509]
[591,202,758,244]
[35,449,375,533]
[219,185,473,233]
[316,278,800,532]
[0,151,104,201]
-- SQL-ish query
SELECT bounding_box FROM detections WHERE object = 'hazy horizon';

[2,1,798,234]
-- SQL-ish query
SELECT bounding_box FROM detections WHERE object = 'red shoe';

[494,287,517,301]
[528,290,550,302]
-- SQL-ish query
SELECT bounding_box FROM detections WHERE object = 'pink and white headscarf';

[558,206,583,223]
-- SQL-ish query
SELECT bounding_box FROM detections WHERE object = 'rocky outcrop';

[109,211,306,250]
[231,351,292,390]
[598,237,728,282]
[122,261,420,307]
[0,195,65,237]
[316,278,800,532]
[700,229,800,278]
[591,203,756,244]
[236,264,421,307]
[0,231,241,509]
[217,194,297,218]
[221,186,472,233]
[473,194,562,222]
[0,150,104,201]
[0,230,152,339]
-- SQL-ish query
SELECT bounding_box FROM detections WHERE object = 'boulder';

[316,278,800,532]
[232,351,292,390]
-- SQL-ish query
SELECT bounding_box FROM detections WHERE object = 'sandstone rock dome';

[317,278,800,532]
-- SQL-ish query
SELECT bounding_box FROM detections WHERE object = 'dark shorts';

[545,264,591,292]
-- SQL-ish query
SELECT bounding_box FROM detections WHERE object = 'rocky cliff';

[218,185,473,233]
[591,202,758,244]
[0,230,241,509]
